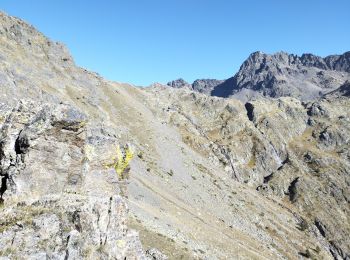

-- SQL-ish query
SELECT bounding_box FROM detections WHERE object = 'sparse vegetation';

[106,144,134,180]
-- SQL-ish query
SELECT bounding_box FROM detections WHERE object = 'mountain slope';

[0,12,148,259]
[0,11,349,259]
[324,81,350,98]
[144,86,350,259]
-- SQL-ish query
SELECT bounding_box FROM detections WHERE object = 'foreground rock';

[0,100,146,259]
[0,12,150,259]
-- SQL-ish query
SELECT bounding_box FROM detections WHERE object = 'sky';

[1,1,349,86]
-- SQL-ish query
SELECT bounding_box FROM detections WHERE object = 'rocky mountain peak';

[0,11,73,65]
[300,53,328,69]
[166,78,190,88]
[166,78,224,95]
[210,51,350,101]
[246,51,266,61]
[165,51,350,102]
[325,51,350,72]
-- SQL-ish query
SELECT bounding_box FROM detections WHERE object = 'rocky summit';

[167,51,350,102]
[0,11,349,260]
[167,79,224,95]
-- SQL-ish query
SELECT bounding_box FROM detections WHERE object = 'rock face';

[325,81,350,98]
[167,78,224,95]
[167,51,350,102]
[0,12,148,259]
[0,11,349,260]
[211,51,350,101]
[192,79,224,94]
[211,52,350,100]
[0,100,147,259]
[166,78,191,89]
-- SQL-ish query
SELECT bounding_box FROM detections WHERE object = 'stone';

[145,248,168,260]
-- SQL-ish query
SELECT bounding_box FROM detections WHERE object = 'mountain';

[0,11,349,259]
[324,81,350,98]
[212,51,350,101]
[167,51,350,102]
[167,78,224,95]
[166,78,191,89]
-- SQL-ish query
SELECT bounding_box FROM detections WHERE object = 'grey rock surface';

[0,100,147,259]
[324,81,350,98]
[0,12,149,259]
[166,51,350,102]
[166,78,190,89]
[192,79,224,95]
[211,52,350,101]
[167,79,224,95]
[211,51,350,101]
[145,248,168,260]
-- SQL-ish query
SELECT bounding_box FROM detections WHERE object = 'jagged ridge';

[167,51,350,102]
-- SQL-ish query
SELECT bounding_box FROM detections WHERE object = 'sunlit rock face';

[167,51,350,102]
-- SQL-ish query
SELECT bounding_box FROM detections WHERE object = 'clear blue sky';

[1,1,349,86]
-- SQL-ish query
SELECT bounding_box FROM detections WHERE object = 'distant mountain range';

[167,51,350,101]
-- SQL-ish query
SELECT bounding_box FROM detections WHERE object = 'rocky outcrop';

[0,11,151,259]
[211,51,350,101]
[145,248,168,260]
[191,79,224,94]
[166,78,191,89]
[324,81,350,98]
[324,51,350,72]
[0,101,146,259]
[167,78,224,95]
[167,51,350,102]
